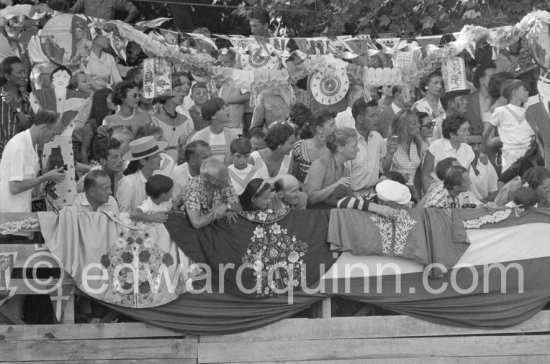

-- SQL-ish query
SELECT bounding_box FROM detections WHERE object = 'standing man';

[219,49,250,135]
[467,63,497,135]
[377,85,407,138]
[0,56,31,157]
[247,7,271,38]
[348,99,386,193]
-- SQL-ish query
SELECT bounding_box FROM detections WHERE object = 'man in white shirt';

[0,110,65,214]
[74,169,119,213]
[347,99,386,193]
[173,140,211,198]
[335,84,363,129]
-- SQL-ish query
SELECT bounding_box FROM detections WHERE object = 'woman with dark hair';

[152,77,195,162]
[522,166,550,207]
[239,178,273,211]
[424,165,478,208]
[103,81,152,156]
[412,71,446,139]
[251,122,297,181]
[417,111,434,156]
[73,88,117,164]
[421,113,474,193]
[305,127,357,207]
[382,109,422,201]
[292,110,336,183]
[289,103,314,139]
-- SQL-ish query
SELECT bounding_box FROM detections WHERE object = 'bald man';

[273,174,308,209]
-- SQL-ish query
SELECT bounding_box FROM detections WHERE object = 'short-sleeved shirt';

[116,170,147,213]
[73,193,119,213]
[428,138,475,181]
[86,51,122,85]
[138,196,172,213]
[228,164,260,195]
[347,131,386,192]
[181,175,238,214]
[469,162,498,201]
[0,130,39,213]
[386,140,422,185]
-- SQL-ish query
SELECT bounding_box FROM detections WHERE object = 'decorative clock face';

[240,53,279,71]
[308,69,350,105]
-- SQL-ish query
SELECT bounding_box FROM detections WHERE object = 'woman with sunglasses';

[418,112,435,157]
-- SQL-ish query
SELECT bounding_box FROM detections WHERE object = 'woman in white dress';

[250,122,296,182]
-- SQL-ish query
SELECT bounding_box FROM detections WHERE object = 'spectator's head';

[473,63,497,90]
[274,174,302,207]
[113,81,140,108]
[173,71,192,97]
[200,158,230,189]
[443,165,470,194]
[122,136,166,176]
[390,109,420,142]
[125,67,143,84]
[376,179,411,208]
[135,124,163,141]
[92,33,110,50]
[249,128,267,151]
[300,109,336,140]
[467,134,483,155]
[201,97,228,123]
[352,98,378,134]
[290,103,314,138]
[230,137,252,170]
[247,6,270,36]
[392,85,405,106]
[326,127,359,161]
[90,88,116,125]
[419,71,443,98]
[239,178,273,211]
[83,169,112,209]
[523,166,550,203]
[145,174,174,202]
[488,72,514,100]
[442,113,470,142]
[69,72,93,94]
[190,82,209,107]
[265,122,297,153]
[220,48,237,68]
[417,111,434,140]
[0,56,27,88]
[125,42,143,66]
[436,157,460,181]
[512,187,540,208]
[185,140,212,174]
[94,137,123,174]
[31,110,63,148]
[501,79,529,104]
[346,84,364,108]
[380,171,407,185]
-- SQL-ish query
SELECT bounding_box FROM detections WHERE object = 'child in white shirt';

[130,174,173,223]
[228,137,260,195]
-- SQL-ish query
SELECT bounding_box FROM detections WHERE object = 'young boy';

[228,137,260,195]
[189,82,210,131]
[130,174,174,223]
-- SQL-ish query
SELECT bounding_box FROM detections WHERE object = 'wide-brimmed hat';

[123,136,168,161]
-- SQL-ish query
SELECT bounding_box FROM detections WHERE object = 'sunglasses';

[421,122,436,129]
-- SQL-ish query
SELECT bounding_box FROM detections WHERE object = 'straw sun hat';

[122,136,168,161]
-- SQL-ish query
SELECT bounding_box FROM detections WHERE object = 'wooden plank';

[0,323,185,341]
[320,298,331,319]
[200,311,550,343]
[226,357,550,364]
[11,360,195,364]
[198,335,550,362]
[0,338,197,362]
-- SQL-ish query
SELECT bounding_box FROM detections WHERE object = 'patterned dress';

[180,175,238,214]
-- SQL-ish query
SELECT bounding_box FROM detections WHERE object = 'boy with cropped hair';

[228,137,260,195]
[130,174,174,223]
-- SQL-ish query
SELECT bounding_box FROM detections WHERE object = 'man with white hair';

[273,174,308,209]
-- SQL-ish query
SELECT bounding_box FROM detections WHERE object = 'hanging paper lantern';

[527,18,550,70]
[40,13,92,66]
[441,57,469,97]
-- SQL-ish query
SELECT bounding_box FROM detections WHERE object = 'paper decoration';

[441,57,468,95]
[240,52,280,71]
[363,67,402,87]
[41,135,77,212]
[527,18,550,69]
[142,58,172,99]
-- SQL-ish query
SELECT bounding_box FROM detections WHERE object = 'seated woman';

[181,158,242,229]
[424,165,481,208]
[239,178,275,211]
[305,127,357,208]
[251,122,297,182]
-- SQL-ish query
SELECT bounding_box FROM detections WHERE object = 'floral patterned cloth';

[179,175,238,214]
